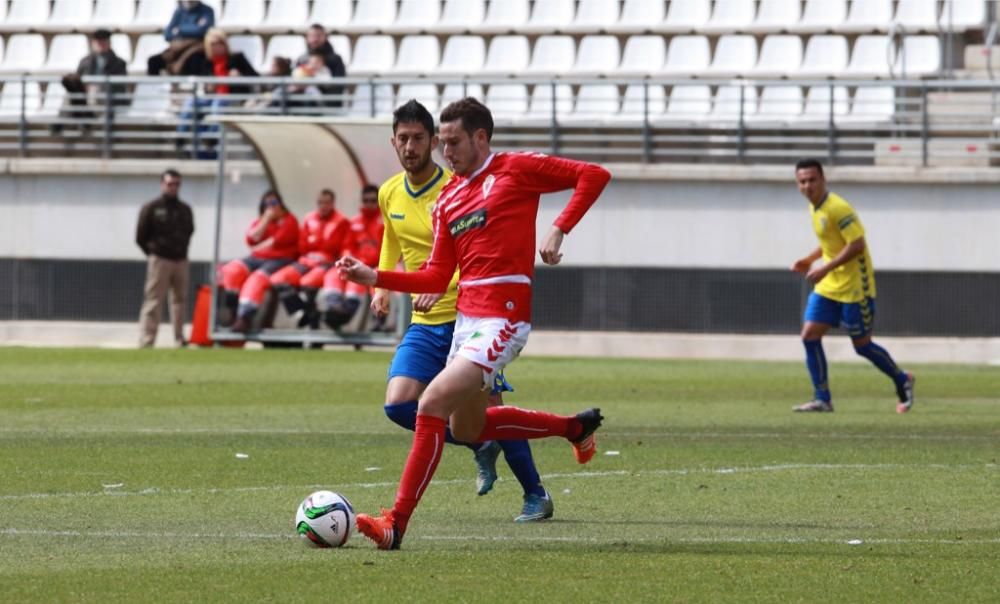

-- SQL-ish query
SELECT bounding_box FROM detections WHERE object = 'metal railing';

[0,74,999,167]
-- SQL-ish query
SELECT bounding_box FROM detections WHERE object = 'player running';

[372,99,554,522]
[337,97,610,550]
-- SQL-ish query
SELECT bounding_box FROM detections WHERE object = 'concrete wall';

[3,159,998,273]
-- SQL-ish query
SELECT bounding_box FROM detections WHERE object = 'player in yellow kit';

[791,159,915,413]
[370,100,552,521]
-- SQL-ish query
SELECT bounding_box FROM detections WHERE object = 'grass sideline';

[1,347,998,603]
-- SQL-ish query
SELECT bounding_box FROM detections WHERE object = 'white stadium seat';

[0,81,42,117]
[801,85,850,122]
[228,35,265,72]
[798,35,849,78]
[486,84,529,119]
[349,35,396,76]
[396,83,439,114]
[481,36,530,76]
[711,85,758,121]
[0,2,7,25]
[565,0,619,35]
[349,82,395,117]
[218,0,265,31]
[134,0,179,32]
[705,35,758,78]
[329,35,352,66]
[111,34,133,64]
[840,0,894,33]
[263,35,307,71]
[42,0,94,32]
[940,0,988,32]
[91,0,137,29]
[341,0,396,34]
[386,0,443,35]
[129,34,165,74]
[569,35,620,77]
[839,86,896,124]
[524,35,575,77]
[436,0,485,34]
[565,84,620,123]
[613,0,665,34]
[658,35,710,77]
[661,85,713,122]
[843,35,895,78]
[702,0,756,35]
[618,36,667,78]
[750,35,803,78]
[39,83,67,117]
[522,0,576,35]
[658,0,711,33]
[259,0,310,34]
[3,0,51,32]
[477,0,530,35]
[0,34,45,74]
[527,83,573,120]
[792,0,847,33]
[389,35,440,76]
[615,84,667,122]
[894,35,942,77]
[126,82,173,120]
[42,35,90,75]
[752,86,803,121]
[894,0,941,33]
[310,0,354,30]
[441,83,485,108]
[748,0,802,34]
[437,36,486,76]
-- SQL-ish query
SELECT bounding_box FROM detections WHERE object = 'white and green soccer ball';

[295,490,356,548]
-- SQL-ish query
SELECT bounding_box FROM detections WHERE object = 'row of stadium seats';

[0,80,899,125]
[0,0,989,36]
[0,31,942,79]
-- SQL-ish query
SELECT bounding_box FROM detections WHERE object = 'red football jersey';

[375,152,610,322]
[298,209,350,265]
[348,211,385,268]
[246,212,299,260]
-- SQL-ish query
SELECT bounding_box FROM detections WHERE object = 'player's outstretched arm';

[336,255,377,286]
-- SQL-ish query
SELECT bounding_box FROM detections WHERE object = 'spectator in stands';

[175,28,259,158]
[54,29,128,134]
[287,50,332,113]
[320,184,384,330]
[269,188,351,329]
[296,24,347,108]
[219,190,300,333]
[244,56,293,111]
[147,0,216,76]
[136,169,195,349]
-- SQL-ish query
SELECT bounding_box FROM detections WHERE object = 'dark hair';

[308,23,326,33]
[361,184,379,198]
[319,188,335,199]
[392,99,435,136]
[440,97,493,141]
[270,56,292,76]
[161,168,181,181]
[258,190,285,215]
[795,158,824,176]
[308,48,327,59]
[91,29,112,41]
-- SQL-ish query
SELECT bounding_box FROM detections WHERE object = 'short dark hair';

[308,23,326,33]
[161,169,181,181]
[795,158,824,176]
[392,99,435,137]
[258,190,285,215]
[361,184,379,198]
[91,29,112,41]
[440,97,493,141]
[319,188,335,199]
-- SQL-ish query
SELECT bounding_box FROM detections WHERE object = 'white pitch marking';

[0,463,994,502]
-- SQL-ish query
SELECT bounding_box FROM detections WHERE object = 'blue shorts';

[388,322,513,394]
[804,292,876,338]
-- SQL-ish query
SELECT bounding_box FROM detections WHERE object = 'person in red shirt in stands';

[219,190,299,333]
[269,188,350,328]
[336,97,610,550]
[320,184,384,330]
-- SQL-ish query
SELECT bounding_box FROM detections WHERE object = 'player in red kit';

[321,184,384,330]
[336,97,610,550]
[269,188,350,327]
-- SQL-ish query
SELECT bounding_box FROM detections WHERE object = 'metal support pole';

[737,83,746,161]
[278,80,288,115]
[191,85,201,159]
[549,81,559,154]
[827,82,836,165]
[17,75,27,157]
[209,122,228,339]
[102,76,113,159]
[920,83,929,167]
[641,81,652,163]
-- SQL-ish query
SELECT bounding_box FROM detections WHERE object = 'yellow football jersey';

[377,165,459,325]
[809,192,876,303]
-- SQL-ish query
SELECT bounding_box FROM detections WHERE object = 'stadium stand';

[792,0,848,33]
[435,0,485,34]
[340,0,397,34]
[751,34,803,78]
[258,0,310,34]
[436,35,486,76]
[748,0,801,34]
[40,0,94,33]
[798,35,850,78]
[522,0,575,35]
[133,0,178,33]
[485,83,529,119]
[568,34,620,77]
[385,0,442,35]
[309,0,353,30]
[389,34,440,76]
[524,35,576,77]
[841,0,894,33]
[618,35,666,78]
[218,0,266,33]
[702,0,756,35]
[565,0,619,35]
[658,0,710,34]
[348,34,395,76]
[477,0,530,35]
[480,34,530,76]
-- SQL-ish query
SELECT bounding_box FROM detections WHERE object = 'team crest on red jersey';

[482,174,495,199]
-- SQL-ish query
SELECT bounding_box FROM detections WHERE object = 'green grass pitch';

[1,347,998,603]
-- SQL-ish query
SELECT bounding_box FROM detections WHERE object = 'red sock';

[475,406,581,442]
[391,414,447,533]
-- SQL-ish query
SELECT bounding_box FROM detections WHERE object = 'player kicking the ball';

[336,97,610,550]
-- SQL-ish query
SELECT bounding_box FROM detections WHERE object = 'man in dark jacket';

[296,24,347,108]
[147,1,216,75]
[136,169,196,348]
[55,29,128,131]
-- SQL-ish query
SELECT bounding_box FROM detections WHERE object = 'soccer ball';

[295,490,356,548]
